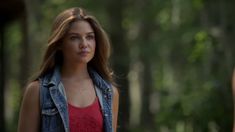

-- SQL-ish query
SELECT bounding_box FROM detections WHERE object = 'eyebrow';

[67,32,95,36]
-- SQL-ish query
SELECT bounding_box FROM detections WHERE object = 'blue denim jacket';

[39,67,113,132]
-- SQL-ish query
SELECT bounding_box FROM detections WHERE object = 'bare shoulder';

[18,81,40,132]
[112,85,119,97]
[20,80,40,115]
[21,81,40,108]
[23,81,40,97]
[111,85,119,132]
[26,81,40,90]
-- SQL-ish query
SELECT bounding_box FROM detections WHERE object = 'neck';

[61,62,90,80]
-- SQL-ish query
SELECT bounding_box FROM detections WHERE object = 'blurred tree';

[19,7,30,89]
[2,0,235,131]
[152,0,235,131]
[136,0,158,130]
[0,1,27,131]
[0,23,6,132]
[106,0,131,131]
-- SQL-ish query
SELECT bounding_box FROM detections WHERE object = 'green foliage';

[6,79,21,132]
[3,0,234,131]
[4,21,23,132]
[5,22,22,78]
[188,31,212,63]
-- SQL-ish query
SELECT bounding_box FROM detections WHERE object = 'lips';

[78,51,89,56]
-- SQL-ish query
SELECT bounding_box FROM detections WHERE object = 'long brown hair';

[36,7,113,83]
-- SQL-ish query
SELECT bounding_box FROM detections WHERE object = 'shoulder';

[111,85,119,131]
[25,81,40,93]
[22,81,40,103]
[18,81,40,132]
[112,85,119,98]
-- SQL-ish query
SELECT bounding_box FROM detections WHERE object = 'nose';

[79,37,88,49]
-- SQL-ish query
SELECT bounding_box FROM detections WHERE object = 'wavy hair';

[35,7,113,83]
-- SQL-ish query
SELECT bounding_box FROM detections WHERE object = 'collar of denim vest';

[41,66,112,93]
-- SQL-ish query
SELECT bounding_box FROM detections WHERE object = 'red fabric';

[68,97,104,132]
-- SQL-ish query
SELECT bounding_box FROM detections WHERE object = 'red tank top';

[68,97,104,132]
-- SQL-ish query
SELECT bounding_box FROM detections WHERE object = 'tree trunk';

[139,58,155,130]
[137,0,156,129]
[0,25,5,132]
[106,0,130,131]
[19,7,30,89]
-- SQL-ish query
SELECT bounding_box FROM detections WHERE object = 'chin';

[77,58,92,64]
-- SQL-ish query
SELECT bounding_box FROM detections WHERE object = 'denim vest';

[39,67,113,132]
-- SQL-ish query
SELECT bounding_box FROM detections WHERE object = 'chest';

[62,79,97,108]
[68,97,104,132]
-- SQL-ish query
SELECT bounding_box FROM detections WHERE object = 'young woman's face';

[61,20,96,64]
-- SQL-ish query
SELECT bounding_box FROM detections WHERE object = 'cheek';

[62,41,77,50]
[93,43,96,50]
[61,43,78,57]
[90,43,96,58]
[90,41,96,51]
[93,40,96,48]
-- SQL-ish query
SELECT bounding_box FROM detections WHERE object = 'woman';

[18,7,119,132]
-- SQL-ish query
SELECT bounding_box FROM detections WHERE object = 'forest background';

[0,0,235,132]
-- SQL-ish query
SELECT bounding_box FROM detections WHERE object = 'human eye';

[70,36,80,41]
[86,34,95,40]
